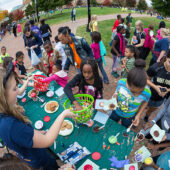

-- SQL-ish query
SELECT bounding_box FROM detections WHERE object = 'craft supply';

[107,145,110,150]
[108,136,117,144]
[41,102,47,108]
[109,156,129,168]
[35,120,43,130]
[116,142,120,145]
[136,132,144,142]
[83,119,94,127]
[78,159,99,170]
[99,125,105,130]
[92,152,101,160]
[83,164,93,170]
[57,142,91,164]
[93,111,109,125]
[93,125,100,133]
[21,98,26,103]
[127,123,133,133]
[46,90,54,97]
[144,157,153,165]
[54,141,56,150]
[135,146,151,162]
[135,154,142,162]
[44,116,50,122]
[124,163,138,170]
[103,143,106,150]
[55,87,64,97]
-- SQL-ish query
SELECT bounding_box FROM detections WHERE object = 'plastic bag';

[31,49,40,66]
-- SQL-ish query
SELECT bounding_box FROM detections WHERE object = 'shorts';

[148,99,164,108]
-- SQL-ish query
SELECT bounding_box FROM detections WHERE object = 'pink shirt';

[43,70,68,87]
[17,24,22,33]
[144,28,155,50]
[157,29,162,40]
[91,43,101,59]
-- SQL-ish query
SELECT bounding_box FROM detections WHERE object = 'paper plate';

[150,124,165,142]
[59,120,74,136]
[44,101,59,114]
[17,91,26,99]
[103,98,118,111]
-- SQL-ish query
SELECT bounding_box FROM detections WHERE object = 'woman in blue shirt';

[149,28,170,67]
[0,62,76,169]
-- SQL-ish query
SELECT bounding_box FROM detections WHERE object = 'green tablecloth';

[19,72,136,169]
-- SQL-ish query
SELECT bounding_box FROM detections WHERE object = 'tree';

[77,0,83,6]
[25,4,35,17]
[90,0,99,6]
[126,0,136,7]
[13,9,24,21]
[112,0,126,7]
[103,0,111,6]
[137,0,148,10]
[152,0,170,16]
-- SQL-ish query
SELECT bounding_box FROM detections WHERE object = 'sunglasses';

[3,61,14,88]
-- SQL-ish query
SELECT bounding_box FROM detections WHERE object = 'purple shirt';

[31,25,42,38]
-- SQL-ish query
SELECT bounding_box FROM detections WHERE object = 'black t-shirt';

[147,63,170,101]
[111,34,124,55]
[16,62,27,75]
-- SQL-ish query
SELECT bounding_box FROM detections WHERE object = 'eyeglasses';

[3,61,14,88]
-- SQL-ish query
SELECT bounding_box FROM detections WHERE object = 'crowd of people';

[0,14,169,170]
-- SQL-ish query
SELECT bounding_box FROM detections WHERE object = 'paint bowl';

[83,164,93,170]
[85,119,94,127]
[129,165,136,170]
[93,125,100,133]
[144,157,153,165]
[46,90,54,97]
[136,132,144,142]
[35,120,43,130]
[108,136,117,144]
[135,154,143,162]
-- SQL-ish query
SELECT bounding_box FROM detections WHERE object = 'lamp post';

[86,0,91,32]
[35,0,39,22]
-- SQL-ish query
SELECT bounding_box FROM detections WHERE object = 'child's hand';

[73,101,83,111]
[147,143,157,150]
[132,116,140,126]
[143,122,153,130]
[62,109,77,119]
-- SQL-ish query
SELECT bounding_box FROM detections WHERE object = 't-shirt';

[115,79,151,118]
[92,21,98,32]
[153,38,169,60]
[156,151,170,170]
[147,63,170,101]
[111,34,124,56]
[0,114,58,169]
[15,62,27,75]
[69,42,81,68]
[125,27,131,39]
[31,25,41,38]
[112,19,119,32]
[91,42,101,59]
[132,30,145,46]
[121,58,135,78]
[126,16,133,23]
[0,53,9,63]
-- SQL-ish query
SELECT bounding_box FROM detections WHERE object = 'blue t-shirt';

[115,79,151,118]
[153,38,169,60]
[156,151,170,169]
[0,114,58,169]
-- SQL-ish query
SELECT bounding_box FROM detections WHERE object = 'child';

[112,15,121,40]
[17,23,22,36]
[14,51,27,80]
[89,15,98,33]
[42,60,68,88]
[0,46,9,66]
[0,67,75,169]
[121,45,139,78]
[91,31,109,84]
[125,22,132,44]
[110,59,151,128]
[64,58,103,111]
[111,25,126,78]
[54,35,67,69]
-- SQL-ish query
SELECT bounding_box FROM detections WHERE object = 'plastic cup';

[144,157,153,165]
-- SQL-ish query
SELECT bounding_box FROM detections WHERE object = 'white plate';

[59,120,74,136]
[150,124,165,142]
[103,98,118,111]
[44,101,59,113]
[46,90,54,97]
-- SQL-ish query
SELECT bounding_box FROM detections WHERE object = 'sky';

[0,0,152,12]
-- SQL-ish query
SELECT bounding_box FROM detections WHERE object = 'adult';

[40,19,52,43]
[42,40,62,75]
[7,24,11,35]
[142,24,155,60]
[12,21,17,37]
[30,20,41,38]
[0,66,75,169]
[157,21,166,40]
[142,97,170,146]
[131,20,145,59]
[71,7,76,22]
[126,13,133,26]
[23,27,43,70]
[17,23,22,36]
[111,15,121,40]
[58,26,93,72]
[149,28,170,66]
[145,49,170,120]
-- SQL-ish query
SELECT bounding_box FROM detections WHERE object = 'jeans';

[110,110,136,128]
[96,58,109,83]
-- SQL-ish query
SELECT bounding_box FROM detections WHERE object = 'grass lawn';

[39,7,130,25]
[76,17,170,67]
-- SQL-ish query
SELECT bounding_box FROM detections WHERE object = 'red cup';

[84,164,93,170]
